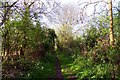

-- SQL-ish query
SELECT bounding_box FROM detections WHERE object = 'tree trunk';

[109,0,114,47]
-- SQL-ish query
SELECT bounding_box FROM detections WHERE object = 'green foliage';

[2,1,120,79]
[2,3,57,78]
[113,11,120,47]
[56,24,73,49]
[83,26,109,50]
[59,48,120,79]
[74,57,111,79]
[58,21,120,79]
[83,27,100,49]
[2,54,56,79]
[23,54,56,79]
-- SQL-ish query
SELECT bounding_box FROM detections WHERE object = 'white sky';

[3,0,120,36]
[57,0,120,36]
[61,0,120,16]
[61,0,78,4]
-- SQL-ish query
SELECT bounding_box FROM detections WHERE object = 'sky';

[7,0,120,16]
[58,0,120,36]
[61,0,78,4]
[61,0,120,15]
[1,0,120,36]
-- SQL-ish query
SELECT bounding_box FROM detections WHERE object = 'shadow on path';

[55,57,64,80]
[55,56,77,80]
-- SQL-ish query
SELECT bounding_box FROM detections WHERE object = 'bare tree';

[77,0,116,46]
[109,0,114,47]
[49,4,82,49]
[0,0,19,27]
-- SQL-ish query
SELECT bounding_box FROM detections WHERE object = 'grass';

[56,50,119,80]
[23,53,56,79]
[2,53,56,79]
[3,48,120,79]
[56,52,76,78]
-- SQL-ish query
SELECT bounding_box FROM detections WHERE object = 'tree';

[77,0,116,47]
[113,2,120,48]
[109,0,114,47]
[56,24,73,48]
[51,4,81,50]
[20,1,34,57]
[0,0,19,27]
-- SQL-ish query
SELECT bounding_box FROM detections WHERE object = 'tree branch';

[0,0,19,27]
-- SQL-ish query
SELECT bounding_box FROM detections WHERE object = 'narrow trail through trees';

[55,57,64,79]
[54,56,77,80]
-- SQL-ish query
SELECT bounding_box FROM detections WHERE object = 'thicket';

[58,13,120,79]
[2,6,57,79]
[1,1,120,80]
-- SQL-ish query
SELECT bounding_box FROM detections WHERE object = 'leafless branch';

[0,0,19,27]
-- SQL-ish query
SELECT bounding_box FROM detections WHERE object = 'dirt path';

[54,56,77,80]
[55,57,64,79]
